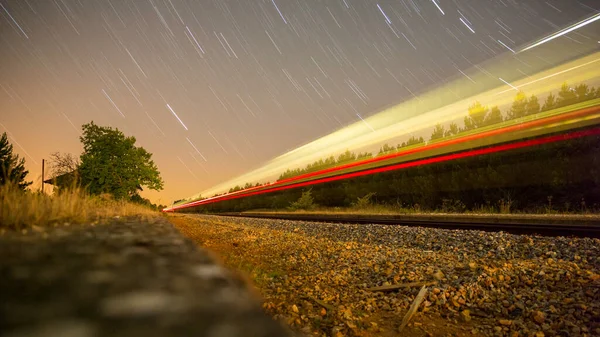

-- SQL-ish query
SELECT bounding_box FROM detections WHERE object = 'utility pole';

[41,159,45,194]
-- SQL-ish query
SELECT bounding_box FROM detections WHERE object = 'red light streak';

[166,126,600,211]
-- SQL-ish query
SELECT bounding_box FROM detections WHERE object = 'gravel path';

[171,214,600,337]
[0,216,292,337]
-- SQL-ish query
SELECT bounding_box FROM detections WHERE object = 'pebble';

[531,310,545,324]
[184,214,600,337]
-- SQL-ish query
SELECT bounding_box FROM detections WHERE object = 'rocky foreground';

[170,214,600,337]
[0,216,292,337]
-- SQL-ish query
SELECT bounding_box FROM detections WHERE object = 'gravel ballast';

[0,216,292,337]
[171,214,600,337]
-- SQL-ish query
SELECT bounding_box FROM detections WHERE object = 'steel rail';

[215,212,600,238]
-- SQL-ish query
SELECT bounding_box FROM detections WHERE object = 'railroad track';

[216,212,600,238]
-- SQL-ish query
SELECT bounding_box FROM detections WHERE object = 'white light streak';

[495,57,600,95]
[208,130,228,154]
[497,39,516,53]
[102,89,125,117]
[61,112,81,135]
[186,26,205,54]
[431,0,444,15]
[271,0,287,24]
[265,30,282,55]
[125,48,148,78]
[166,103,188,130]
[401,32,417,50]
[498,77,518,91]
[356,114,375,132]
[177,156,200,181]
[459,18,475,33]
[0,2,28,39]
[0,123,38,165]
[376,4,391,24]
[220,32,238,59]
[186,137,207,161]
[520,13,600,52]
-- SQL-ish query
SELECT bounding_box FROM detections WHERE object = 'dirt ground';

[169,214,487,336]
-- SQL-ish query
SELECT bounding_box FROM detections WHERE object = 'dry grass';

[0,182,158,231]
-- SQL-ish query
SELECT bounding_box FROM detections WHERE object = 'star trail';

[0,0,599,204]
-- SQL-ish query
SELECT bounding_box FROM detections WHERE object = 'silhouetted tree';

[337,150,356,165]
[378,143,396,156]
[574,83,591,102]
[357,152,373,160]
[541,93,557,112]
[405,136,425,147]
[525,95,540,116]
[464,101,488,130]
[0,132,31,190]
[444,122,459,137]
[430,124,445,141]
[556,83,577,108]
[484,106,503,126]
[507,91,527,120]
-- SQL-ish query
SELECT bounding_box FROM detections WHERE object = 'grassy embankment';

[0,182,158,232]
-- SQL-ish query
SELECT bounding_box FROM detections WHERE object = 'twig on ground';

[366,281,437,292]
[302,295,336,312]
[398,285,428,332]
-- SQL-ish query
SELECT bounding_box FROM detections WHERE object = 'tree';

[357,152,373,160]
[337,150,356,165]
[541,93,556,112]
[79,122,163,199]
[378,143,396,156]
[444,122,459,137]
[289,189,316,210]
[49,152,79,177]
[574,84,591,103]
[48,152,80,189]
[483,106,503,126]
[525,95,540,116]
[405,136,424,146]
[507,91,527,120]
[464,101,488,130]
[430,124,445,141]
[0,132,31,190]
[556,83,577,108]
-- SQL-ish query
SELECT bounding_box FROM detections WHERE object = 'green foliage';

[464,101,489,130]
[400,136,425,148]
[484,106,503,126]
[507,91,527,120]
[441,199,466,213]
[79,122,163,199]
[352,192,376,209]
[337,150,356,165]
[356,152,373,160]
[556,82,577,108]
[525,95,540,116]
[541,93,556,112]
[378,143,396,156]
[198,81,600,215]
[0,132,31,190]
[430,124,445,141]
[289,189,316,211]
[444,122,459,137]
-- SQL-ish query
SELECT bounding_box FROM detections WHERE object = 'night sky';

[1,0,599,205]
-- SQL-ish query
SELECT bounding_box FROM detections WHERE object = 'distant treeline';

[188,83,600,213]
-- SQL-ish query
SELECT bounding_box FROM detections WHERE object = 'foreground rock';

[0,216,292,337]
[170,214,600,337]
